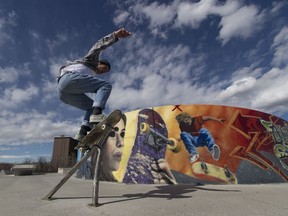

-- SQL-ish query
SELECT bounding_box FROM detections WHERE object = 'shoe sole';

[212,145,220,160]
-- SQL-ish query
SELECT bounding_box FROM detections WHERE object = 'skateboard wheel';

[102,125,106,130]
[167,138,181,153]
[140,122,150,133]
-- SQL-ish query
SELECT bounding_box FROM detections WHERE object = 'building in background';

[51,136,78,168]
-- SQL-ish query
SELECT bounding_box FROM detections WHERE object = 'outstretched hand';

[115,28,132,38]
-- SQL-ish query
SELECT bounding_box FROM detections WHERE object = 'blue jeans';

[180,128,215,155]
[57,72,112,126]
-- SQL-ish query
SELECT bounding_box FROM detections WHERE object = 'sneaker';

[210,144,220,161]
[189,153,199,163]
[89,113,106,124]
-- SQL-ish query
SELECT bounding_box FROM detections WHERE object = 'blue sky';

[0,0,288,163]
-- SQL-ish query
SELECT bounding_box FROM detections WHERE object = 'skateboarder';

[175,112,224,162]
[57,28,132,141]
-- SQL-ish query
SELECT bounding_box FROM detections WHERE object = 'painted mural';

[79,104,288,185]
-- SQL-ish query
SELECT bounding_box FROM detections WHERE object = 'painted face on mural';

[183,116,192,125]
[102,119,125,172]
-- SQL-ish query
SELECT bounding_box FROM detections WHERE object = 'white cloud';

[218,5,265,44]
[0,10,17,51]
[0,84,39,109]
[113,10,130,25]
[0,67,19,83]
[272,26,288,67]
[49,61,63,78]
[141,2,175,27]
[108,35,201,110]
[220,77,257,99]
[108,35,216,111]
[271,1,287,15]
[0,110,79,146]
[107,24,288,118]
[0,64,31,84]
[0,155,31,159]
[176,0,232,28]
[45,33,69,53]
[218,66,288,115]
[250,67,288,110]
[0,147,16,151]
[40,79,58,103]
[114,0,265,43]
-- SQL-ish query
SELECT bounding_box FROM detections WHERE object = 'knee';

[180,132,189,141]
[57,88,64,100]
[57,83,66,98]
[58,92,67,103]
[57,88,68,103]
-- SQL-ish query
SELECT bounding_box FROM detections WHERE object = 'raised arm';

[83,28,132,68]
[202,116,225,124]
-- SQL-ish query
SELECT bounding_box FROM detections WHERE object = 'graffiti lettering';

[261,120,288,170]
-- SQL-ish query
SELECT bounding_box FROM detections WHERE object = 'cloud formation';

[115,0,266,44]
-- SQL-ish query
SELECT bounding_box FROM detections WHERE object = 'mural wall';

[79,104,288,185]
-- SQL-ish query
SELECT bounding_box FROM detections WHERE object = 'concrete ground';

[0,173,287,216]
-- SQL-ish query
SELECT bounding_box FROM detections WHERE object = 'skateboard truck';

[201,161,208,174]
[140,122,180,153]
[224,165,232,178]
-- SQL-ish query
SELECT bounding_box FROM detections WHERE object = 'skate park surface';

[0,173,287,216]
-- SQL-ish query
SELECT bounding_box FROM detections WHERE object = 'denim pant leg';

[180,132,198,155]
[198,128,215,151]
[57,72,112,126]
[58,72,112,109]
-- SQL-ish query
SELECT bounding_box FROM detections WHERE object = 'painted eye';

[120,131,125,138]
[109,131,116,137]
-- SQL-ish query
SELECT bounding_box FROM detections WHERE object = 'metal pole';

[91,129,112,206]
[92,146,102,206]
[43,146,97,200]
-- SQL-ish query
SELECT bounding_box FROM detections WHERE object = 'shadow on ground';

[50,184,240,207]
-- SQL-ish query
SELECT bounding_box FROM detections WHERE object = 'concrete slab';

[0,173,287,216]
[11,164,36,176]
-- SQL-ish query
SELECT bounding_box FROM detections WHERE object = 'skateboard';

[192,161,238,184]
[75,110,123,150]
[123,108,178,184]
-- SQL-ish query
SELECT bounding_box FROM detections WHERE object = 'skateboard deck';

[192,161,238,184]
[123,108,179,184]
[75,110,123,149]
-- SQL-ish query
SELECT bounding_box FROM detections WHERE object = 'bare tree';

[22,158,34,164]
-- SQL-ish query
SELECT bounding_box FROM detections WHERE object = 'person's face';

[97,63,110,74]
[102,119,125,172]
[183,116,192,124]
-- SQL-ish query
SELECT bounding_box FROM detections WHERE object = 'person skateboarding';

[175,112,224,162]
[57,28,132,141]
